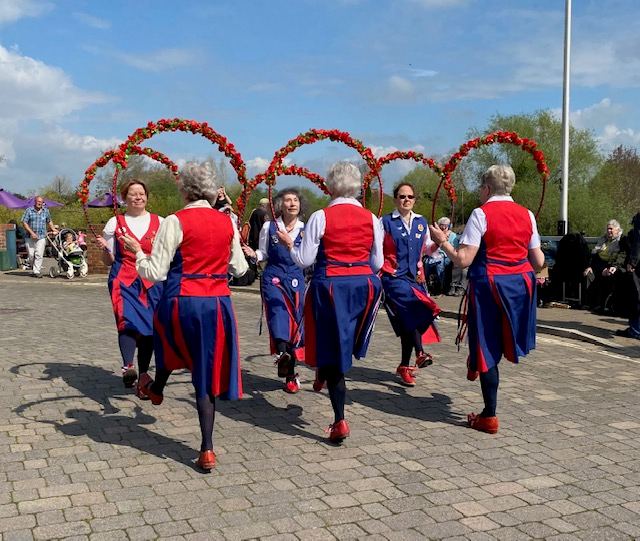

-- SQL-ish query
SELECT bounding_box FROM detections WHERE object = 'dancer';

[429,165,544,434]
[96,180,163,395]
[122,161,248,471]
[242,188,306,393]
[380,182,441,387]
[277,161,383,443]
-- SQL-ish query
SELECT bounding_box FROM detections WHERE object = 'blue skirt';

[305,274,382,374]
[381,274,441,338]
[467,271,537,373]
[153,295,242,400]
[108,277,163,336]
[261,273,304,351]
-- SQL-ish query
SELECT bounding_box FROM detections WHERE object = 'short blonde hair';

[481,165,516,196]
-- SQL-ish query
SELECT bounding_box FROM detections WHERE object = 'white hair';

[437,216,451,226]
[326,161,361,199]
[481,164,516,196]
[179,161,218,203]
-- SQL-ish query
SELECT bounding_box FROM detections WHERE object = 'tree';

[459,110,604,234]
[589,145,640,231]
[43,175,75,203]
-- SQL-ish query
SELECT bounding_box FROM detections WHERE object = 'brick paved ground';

[1,271,640,540]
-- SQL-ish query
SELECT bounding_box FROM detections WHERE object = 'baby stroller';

[47,229,89,279]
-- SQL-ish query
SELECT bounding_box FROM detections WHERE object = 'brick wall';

[86,225,110,275]
[0,224,12,251]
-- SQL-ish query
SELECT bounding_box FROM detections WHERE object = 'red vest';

[482,200,534,275]
[115,213,161,288]
[322,204,374,276]
[173,207,234,297]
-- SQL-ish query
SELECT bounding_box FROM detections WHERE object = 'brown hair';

[120,179,149,199]
[393,182,416,199]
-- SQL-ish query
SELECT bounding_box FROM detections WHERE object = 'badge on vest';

[417,224,424,231]
[415,233,421,239]
[271,234,279,244]
[292,278,299,288]
[272,276,280,285]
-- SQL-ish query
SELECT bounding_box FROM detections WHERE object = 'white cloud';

[116,48,202,72]
[39,125,121,153]
[0,45,111,121]
[0,0,52,24]
[387,75,415,101]
[406,0,469,8]
[408,68,438,78]
[597,125,640,153]
[247,157,270,170]
[72,12,110,30]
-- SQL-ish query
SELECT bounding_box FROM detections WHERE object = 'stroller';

[47,229,89,279]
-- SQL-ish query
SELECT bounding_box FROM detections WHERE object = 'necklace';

[284,220,296,233]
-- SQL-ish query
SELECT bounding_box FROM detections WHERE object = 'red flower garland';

[78,146,179,237]
[363,150,451,223]
[238,128,383,220]
[440,130,549,219]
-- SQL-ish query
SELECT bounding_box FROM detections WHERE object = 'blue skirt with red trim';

[108,277,163,336]
[153,295,242,400]
[381,274,441,343]
[304,274,382,374]
[261,273,304,351]
[467,271,537,373]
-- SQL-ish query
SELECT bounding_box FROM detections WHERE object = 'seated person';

[76,230,87,251]
[62,232,81,255]
[424,216,458,294]
[584,219,626,312]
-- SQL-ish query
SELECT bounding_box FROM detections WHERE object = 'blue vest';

[381,213,427,278]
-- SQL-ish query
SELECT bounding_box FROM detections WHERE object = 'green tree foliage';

[589,145,640,232]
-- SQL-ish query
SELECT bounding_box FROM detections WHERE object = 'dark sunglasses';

[397,194,415,200]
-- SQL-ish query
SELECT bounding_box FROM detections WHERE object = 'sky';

[0,0,639,197]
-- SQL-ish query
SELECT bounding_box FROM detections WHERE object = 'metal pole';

[559,0,572,235]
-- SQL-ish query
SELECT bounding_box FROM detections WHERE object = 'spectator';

[21,196,58,278]
[584,219,625,313]
[615,212,640,339]
[424,217,457,295]
[248,198,271,250]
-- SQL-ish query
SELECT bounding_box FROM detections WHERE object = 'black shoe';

[274,352,293,378]
[614,328,640,339]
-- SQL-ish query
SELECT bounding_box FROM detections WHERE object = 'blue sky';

[0,0,639,196]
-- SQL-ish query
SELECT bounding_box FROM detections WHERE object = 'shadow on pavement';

[12,361,203,470]
[348,364,463,427]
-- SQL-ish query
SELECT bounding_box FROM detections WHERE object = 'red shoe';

[466,357,479,381]
[467,413,499,434]
[196,450,216,470]
[396,365,416,387]
[135,373,151,400]
[136,373,164,405]
[326,420,350,443]
[312,372,325,392]
[284,374,301,394]
[122,364,137,388]
[415,351,434,369]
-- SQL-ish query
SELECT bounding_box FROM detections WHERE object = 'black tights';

[319,365,346,424]
[275,339,295,377]
[400,329,422,366]
[479,365,499,418]
[196,394,216,452]
[118,331,154,373]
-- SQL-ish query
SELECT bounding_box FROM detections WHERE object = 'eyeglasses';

[397,195,415,200]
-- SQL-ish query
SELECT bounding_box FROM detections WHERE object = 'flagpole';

[559,0,572,235]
